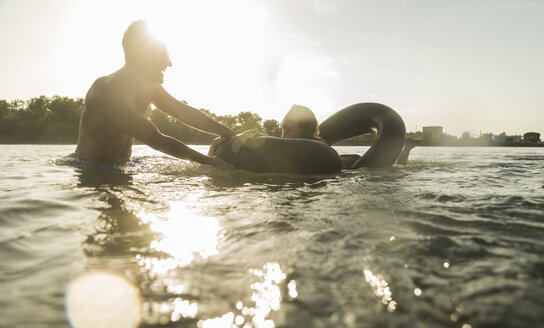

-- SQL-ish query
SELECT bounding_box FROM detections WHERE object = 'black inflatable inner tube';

[319,102,406,168]
[214,136,342,174]
[215,102,406,173]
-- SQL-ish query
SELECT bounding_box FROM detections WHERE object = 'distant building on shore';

[422,126,443,144]
[410,127,541,147]
[493,133,522,145]
[419,126,458,145]
[481,133,494,145]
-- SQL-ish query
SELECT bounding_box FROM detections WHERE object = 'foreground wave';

[1,145,543,328]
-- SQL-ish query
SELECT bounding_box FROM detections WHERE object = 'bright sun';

[132,0,276,115]
[139,0,267,62]
[76,0,338,120]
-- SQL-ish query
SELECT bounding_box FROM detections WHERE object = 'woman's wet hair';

[285,105,320,139]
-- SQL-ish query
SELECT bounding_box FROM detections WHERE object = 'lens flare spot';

[66,272,141,328]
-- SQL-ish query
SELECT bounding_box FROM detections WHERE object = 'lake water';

[1,144,543,328]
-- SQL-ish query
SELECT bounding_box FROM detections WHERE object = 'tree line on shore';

[0,96,83,143]
[0,95,400,145]
[3,96,540,147]
[0,96,283,144]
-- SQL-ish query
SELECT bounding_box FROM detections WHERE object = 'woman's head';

[281,105,319,139]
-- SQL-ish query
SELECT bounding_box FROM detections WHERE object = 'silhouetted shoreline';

[1,139,542,148]
[2,96,541,147]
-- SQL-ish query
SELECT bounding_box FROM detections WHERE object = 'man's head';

[281,105,319,139]
[122,20,172,83]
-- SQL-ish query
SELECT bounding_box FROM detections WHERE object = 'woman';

[211,104,421,168]
[280,105,421,168]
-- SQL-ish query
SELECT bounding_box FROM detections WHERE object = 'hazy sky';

[1,0,543,136]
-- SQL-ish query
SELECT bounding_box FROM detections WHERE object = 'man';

[74,20,234,166]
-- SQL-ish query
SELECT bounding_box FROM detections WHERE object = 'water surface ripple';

[1,145,543,328]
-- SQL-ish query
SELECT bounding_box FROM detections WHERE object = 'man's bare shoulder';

[85,73,129,108]
[86,76,110,102]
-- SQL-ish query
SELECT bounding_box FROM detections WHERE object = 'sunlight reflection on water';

[134,202,293,326]
[4,145,543,327]
[197,262,289,328]
[137,202,222,274]
[247,262,286,327]
[363,269,397,312]
[133,202,223,324]
[171,298,198,322]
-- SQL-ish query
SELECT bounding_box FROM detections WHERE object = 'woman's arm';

[209,130,264,156]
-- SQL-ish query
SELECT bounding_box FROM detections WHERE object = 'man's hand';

[210,156,233,169]
[208,136,230,156]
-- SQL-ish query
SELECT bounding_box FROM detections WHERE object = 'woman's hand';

[230,135,245,154]
[231,130,261,153]
[208,130,262,157]
[208,136,230,156]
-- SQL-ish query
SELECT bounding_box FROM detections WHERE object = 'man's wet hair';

[122,20,161,64]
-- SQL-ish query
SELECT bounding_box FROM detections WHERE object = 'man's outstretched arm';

[92,94,226,165]
[152,86,236,138]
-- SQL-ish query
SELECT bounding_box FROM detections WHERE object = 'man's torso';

[74,70,158,163]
